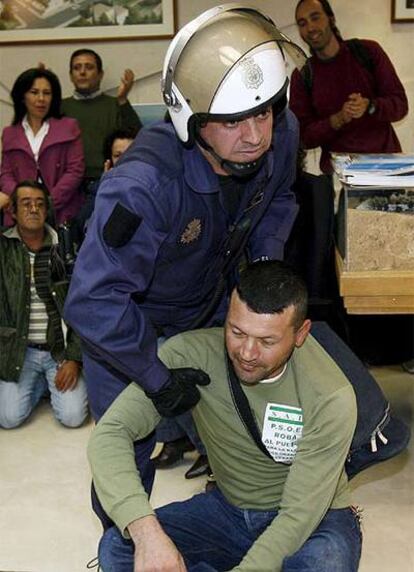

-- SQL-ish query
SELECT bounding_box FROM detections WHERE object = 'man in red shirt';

[290,0,408,174]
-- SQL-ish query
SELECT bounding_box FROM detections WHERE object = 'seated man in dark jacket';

[0,180,88,428]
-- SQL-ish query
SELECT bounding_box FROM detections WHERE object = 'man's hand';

[128,515,187,572]
[329,102,353,131]
[346,92,370,119]
[145,368,210,417]
[117,68,135,105]
[54,360,81,392]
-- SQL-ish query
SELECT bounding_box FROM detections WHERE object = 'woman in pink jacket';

[0,68,84,226]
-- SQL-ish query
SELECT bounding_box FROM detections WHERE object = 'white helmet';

[162,3,306,145]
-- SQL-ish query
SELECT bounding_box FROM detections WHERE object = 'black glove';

[146,367,210,417]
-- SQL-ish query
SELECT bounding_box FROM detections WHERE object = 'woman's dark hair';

[11,68,62,125]
[103,127,139,163]
[295,0,342,42]
[236,261,308,331]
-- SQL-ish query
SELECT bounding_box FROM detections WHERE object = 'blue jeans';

[0,347,88,428]
[99,488,362,572]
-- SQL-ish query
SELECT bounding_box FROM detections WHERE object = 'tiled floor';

[0,365,412,572]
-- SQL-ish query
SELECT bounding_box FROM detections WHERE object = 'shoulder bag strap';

[226,351,273,460]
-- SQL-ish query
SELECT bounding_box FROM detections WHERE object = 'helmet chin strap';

[195,133,266,178]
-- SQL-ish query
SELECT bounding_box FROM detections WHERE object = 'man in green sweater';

[61,49,142,181]
[88,261,362,572]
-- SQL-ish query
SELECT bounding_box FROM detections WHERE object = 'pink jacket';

[0,116,85,225]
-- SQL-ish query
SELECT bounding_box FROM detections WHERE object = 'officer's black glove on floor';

[146,367,211,417]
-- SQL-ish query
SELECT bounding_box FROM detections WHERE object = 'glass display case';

[336,185,414,272]
[334,184,414,314]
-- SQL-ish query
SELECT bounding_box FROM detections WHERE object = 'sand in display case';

[336,186,414,271]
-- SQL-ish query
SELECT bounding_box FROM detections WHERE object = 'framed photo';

[392,0,414,22]
[0,0,176,44]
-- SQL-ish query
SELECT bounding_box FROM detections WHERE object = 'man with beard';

[290,0,408,174]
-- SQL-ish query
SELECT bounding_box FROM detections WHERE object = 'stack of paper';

[331,153,414,187]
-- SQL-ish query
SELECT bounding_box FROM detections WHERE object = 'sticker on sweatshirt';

[262,403,304,464]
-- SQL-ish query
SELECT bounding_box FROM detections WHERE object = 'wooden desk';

[335,249,414,314]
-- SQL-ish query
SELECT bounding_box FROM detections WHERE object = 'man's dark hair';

[69,49,103,72]
[11,68,62,125]
[295,0,343,42]
[236,261,308,330]
[10,180,50,213]
[103,127,139,162]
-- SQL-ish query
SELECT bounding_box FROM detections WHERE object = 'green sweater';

[88,329,356,572]
[61,95,141,178]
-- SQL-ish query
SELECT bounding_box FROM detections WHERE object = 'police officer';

[64,4,305,523]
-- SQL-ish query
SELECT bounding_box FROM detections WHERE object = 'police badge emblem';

[180,218,202,245]
[240,57,264,89]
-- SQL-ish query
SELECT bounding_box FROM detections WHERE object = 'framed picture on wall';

[0,0,176,44]
[392,0,414,22]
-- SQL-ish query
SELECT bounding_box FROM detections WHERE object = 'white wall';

[0,0,412,158]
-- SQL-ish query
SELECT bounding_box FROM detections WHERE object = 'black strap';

[301,60,313,95]
[347,38,375,75]
[226,352,273,460]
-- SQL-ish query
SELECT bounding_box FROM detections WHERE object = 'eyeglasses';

[19,199,46,212]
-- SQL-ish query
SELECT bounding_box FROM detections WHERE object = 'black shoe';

[185,454,210,479]
[152,437,195,469]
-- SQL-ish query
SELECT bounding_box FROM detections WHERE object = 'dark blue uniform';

[65,113,299,395]
[64,112,298,516]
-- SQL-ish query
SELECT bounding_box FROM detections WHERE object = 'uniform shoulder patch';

[103,202,142,248]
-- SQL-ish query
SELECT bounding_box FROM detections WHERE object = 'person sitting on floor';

[88,261,409,571]
[89,261,364,571]
[0,180,88,429]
